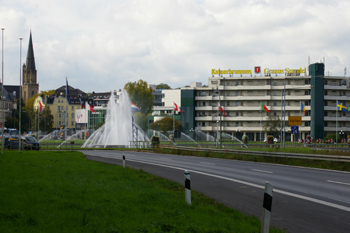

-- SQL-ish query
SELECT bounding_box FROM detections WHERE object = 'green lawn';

[0,151,283,233]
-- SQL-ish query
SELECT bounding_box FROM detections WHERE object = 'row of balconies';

[197,126,312,132]
[195,106,311,111]
[324,96,350,101]
[195,116,312,122]
[196,95,311,101]
[217,84,312,91]
[324,85,348,90]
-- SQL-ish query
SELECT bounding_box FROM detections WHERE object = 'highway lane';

[81,150,350,233]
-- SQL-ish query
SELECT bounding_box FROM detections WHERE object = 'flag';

[218,106,226,116]
[131,102,140,112]
[261,102,270,113]
[174,102,184,113]
[300,102,307,115]
[337,101,350,113]
[66,77,72,104]
[174,102,179,111]
[39,101,43,112]
[86,101,95,112]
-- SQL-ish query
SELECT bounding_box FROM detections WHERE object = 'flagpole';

[336,100,338,144]
[260,106,262,143]
[65,77,67,141]
[1,28,4,154]
[300,102,302,142]
[19,38,22,153]
[38,109,40,138]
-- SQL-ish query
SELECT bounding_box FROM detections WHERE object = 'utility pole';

[1,28,4,154]
[19,38,22,153]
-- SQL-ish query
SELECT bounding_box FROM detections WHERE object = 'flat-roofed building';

[180,63,350,142]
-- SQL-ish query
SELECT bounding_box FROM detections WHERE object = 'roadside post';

[184,170,191,205]
[123,153,125,168]
[261,181,273,233]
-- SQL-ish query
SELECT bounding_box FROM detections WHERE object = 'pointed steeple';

[25,31,36,71]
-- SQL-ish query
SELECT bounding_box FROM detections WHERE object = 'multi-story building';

[180,63,349,142]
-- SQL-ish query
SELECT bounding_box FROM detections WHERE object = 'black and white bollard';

[261,182,273,233]
[184,170,191,205]
[122,153,125,168]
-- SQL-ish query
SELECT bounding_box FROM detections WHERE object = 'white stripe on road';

[200,162,215,165]
[118,157,350,213]
[252,169,273,174]
[327,180,350,186]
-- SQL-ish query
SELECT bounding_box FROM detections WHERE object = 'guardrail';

[160,145,350,163]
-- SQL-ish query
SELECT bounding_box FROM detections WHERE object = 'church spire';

[25,31,36,71]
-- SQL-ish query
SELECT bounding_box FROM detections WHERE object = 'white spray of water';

[82,90,149,148]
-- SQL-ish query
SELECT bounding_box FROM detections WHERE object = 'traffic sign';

[316,139,321,143]
[288,116,302,126]
[299,139,304,143]
[341,139,346,143]
[291,126,299,134]
[328,139,333,143]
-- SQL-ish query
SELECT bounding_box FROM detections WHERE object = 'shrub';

[242,135,248,144]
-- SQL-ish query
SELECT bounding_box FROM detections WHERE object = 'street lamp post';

[19,38,22,152]
[339,130,344,143]
[216,120,219,148]
[190,128,194,145]
[1,28,4,154]
[214,87,222,148]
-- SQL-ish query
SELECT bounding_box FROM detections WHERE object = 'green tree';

[124,80,154,115]
[7,98,31,133]
[149,116,181,133]
[133,112,148,132]
[38,106,54,133]
[25,90,55,132]
[5,111,18,129]
[156,83,171,89]
[263,114,281,137]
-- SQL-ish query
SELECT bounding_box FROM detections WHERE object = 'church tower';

[22,31,39,103]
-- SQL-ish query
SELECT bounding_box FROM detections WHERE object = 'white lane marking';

[200,162,215,165]
[327,180,350,186]
[252,169,273,174]
[120,157,350,213]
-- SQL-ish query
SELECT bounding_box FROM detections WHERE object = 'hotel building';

[180,63,349,142]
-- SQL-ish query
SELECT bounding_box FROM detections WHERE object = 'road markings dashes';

[252,169,273,174]
[327,180,350,186]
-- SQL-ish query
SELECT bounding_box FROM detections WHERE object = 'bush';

[242,135,248,144]
[266,135,274,144]
[325,133,336,143]
[151,136,160,148]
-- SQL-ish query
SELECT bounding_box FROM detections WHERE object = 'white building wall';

[162,89,181,107]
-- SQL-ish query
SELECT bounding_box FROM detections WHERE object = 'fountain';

[179,132,201,147]
[39,130,59,142]
[195,131,216,142]
[221,132,248,148]
[147,130,176,146]
[82,90,150,148]
[57,129,89,148]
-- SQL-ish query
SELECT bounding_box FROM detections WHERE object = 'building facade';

[180,63,350,142]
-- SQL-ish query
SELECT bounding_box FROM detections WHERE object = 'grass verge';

[0,151,283,233]
[154,147,350,172]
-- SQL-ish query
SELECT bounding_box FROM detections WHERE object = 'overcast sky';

[1,0,349,93]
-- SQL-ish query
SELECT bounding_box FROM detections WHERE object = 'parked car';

[5,136,40,150]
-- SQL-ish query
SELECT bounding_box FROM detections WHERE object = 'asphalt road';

[81,150,350,233]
